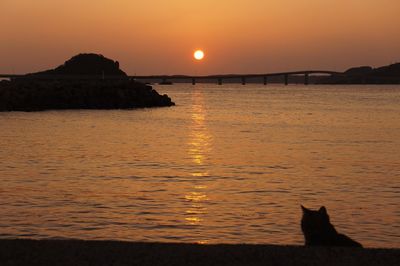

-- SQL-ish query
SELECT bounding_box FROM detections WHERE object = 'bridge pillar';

[218,78,222,85]
[284,74,289,85]
[304,73,309,85]
[241,77,246,85]
[263,76,268,85]
[192,78,196,85]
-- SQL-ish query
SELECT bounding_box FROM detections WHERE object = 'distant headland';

[317,63,400,84]
[0,53,175,112]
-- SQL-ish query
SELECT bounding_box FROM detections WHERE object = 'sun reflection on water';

[184,91,212,241]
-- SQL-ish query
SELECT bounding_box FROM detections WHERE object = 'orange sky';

[1,0,399,75]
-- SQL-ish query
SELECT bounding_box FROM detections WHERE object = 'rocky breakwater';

[0,79,175,111]
[0,53,175,111]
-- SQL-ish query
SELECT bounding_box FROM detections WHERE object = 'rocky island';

[0,54,175,111]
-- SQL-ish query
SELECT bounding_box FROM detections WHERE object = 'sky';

[1,0,399,75]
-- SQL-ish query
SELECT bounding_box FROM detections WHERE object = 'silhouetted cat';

[301,205,363,247]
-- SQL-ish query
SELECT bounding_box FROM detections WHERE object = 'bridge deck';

[0,71,342,85]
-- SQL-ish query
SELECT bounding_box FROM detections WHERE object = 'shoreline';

[0,239,399,266]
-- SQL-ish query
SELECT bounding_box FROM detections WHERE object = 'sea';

[0,84,399,248]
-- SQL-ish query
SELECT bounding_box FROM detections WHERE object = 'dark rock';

[0,53,175,111]
[0,79,174,111]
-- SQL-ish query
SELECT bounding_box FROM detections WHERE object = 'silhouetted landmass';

[318,63,400,84]
[1,239,399,266]
[344,66,373,76]
[0,79,174,111]
[28,53,127,77]
[0,54,174,111]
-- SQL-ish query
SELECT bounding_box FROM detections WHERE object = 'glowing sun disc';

[194,50,204,60]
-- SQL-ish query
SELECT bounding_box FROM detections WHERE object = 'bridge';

[0,70,342,85]
[132,70,341,85]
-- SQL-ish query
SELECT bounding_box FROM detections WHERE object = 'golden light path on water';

[185,90,212,244]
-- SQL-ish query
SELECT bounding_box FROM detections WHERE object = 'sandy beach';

[0,239,398,266]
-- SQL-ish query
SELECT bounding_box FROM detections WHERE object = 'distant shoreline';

[1,61,399,85]
[0,239,399,266]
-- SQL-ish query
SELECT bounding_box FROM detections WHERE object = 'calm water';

[0,84,399,248]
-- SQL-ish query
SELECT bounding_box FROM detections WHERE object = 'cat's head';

[301,205,331,230]
[301,205,328,215]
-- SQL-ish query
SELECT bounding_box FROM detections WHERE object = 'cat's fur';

[301,205,362,247]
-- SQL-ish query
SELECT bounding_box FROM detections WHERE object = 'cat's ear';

[319,206,327,215]
[301,205,308,213]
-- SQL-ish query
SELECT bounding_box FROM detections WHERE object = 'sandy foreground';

[0,239,399,266]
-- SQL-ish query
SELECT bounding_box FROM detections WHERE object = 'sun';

[194,50,204,60]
